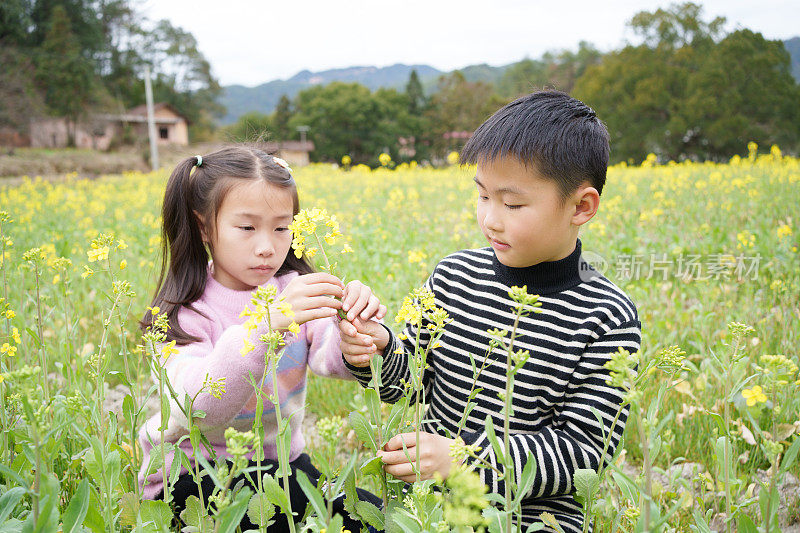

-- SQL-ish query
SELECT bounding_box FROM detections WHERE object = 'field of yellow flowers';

[0,145,798,531]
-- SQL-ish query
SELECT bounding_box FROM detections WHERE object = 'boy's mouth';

[488,237,511,251]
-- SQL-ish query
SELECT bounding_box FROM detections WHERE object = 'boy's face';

[474,156,583,268]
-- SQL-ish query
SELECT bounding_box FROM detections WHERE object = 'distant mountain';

[218,62,513,125]
[785,37,800,83]
[218,64,441,124]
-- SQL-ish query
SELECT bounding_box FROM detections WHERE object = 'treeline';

[225,3,800,165]
[0,0,221,142]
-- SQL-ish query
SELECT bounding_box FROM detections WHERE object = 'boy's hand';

[340,318,389,367]
[341,280,387,322]
[377,431,458,482]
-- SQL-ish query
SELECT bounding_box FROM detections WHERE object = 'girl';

[137,146,383,530]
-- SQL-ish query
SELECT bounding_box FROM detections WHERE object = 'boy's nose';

[483,210,503,232]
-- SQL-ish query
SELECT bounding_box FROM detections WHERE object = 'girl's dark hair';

[141,146,313,344]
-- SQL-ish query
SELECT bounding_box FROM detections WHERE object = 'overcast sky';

[143,0,799,87]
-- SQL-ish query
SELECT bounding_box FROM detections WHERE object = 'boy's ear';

[193,210,209,243]
[571,185,600,227]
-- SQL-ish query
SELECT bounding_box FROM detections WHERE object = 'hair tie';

[194,155,203,167]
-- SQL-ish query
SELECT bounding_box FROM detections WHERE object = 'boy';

[339,90,641,532]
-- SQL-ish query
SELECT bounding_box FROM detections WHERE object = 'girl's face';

[200,179,295,291]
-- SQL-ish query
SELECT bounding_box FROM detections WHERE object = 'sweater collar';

[491,240,585,295]
[203,266,258,317]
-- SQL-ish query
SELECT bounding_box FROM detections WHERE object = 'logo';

[580,251,608,282]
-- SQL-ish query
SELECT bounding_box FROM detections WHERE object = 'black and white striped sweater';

[346,241,641,532]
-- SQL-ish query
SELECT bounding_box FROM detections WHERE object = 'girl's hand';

[273,273,344,330]
[377,431,457,482]
[341,280,387,322]
[340,318,389,367]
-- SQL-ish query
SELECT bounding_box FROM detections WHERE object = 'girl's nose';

[255,237,275,257]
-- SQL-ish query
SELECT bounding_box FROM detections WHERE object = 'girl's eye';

[505,204,523,210]
[239,226,255,231]
[478,195,489,201]
[276,227,289,232]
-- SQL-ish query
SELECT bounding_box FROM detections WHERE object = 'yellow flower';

[276,302,294,318]
[147,306,161,316]
[11,327,20,344]
[378,153,392,167]
[1,343,17,356]
[161,340,178,359]
[287,322,300,335]
[777,224,792,239]
[5,310,14,319]
[742,385,767,407]
[117,240,128,250]
[87,246,109,262]
[341,155,352,166]
[446,151,459,165]
[240,338,255,356]
[82,266,93,278]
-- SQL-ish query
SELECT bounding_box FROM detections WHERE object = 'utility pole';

[144,65,159,171]
[296,125,310,144]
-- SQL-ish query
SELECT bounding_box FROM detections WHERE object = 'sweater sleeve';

[161,308,281,429]
[305,316,352,379]
[461,319,642,500]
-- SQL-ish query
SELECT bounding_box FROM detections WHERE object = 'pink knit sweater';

[137,269,351,499]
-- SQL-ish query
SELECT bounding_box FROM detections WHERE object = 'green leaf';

[365,388,382,425]
[343,467,359,517]
[138,500,172,531]
[0,487,26,523]
[735,514,758,533]
[349,411,377,451]
[214,489,251,533]
[538,512,566,533]
[246,493,275,527]
[261,472,290,514]
[61,479,90,533]
[484,414,505,464]
[360,455,384,477]
[295,470,326,519]
[355,500,385,530]
[779,436,800,473]
[572,469,600,507]
[118,492,139,527]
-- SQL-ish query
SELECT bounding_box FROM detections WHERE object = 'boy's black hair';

[460,90,609,198]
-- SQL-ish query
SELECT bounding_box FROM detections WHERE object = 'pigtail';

[141,156,209,344]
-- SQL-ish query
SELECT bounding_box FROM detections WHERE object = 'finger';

[359,295,382,321]
[338,319,359,338]
[378,447,417,465]
[383,462,417,480]
[297,296,343,312]
[301,282,345,299]
[385,432,417,451]
[376,304,387,320]
[297,272,345,288]
[341,282,362,313]
[293,307,339,324]
[342,353,372,367]
[346,289,371,322]
[340,342,377,356]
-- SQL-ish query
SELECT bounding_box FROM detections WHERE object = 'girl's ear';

[193,210,209,244]
[571,185,600,227]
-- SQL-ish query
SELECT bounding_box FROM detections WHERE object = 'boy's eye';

[276,226,289,232]
[505,204,522,210]
[239,225,255,231]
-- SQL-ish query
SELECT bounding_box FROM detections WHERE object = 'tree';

[425,72,506,156]
[405,69,426,115]
[222,111,274,142]
[573,2,800,162]
[0,46,46,131]
[34,5,104,144]
[497,58,548,99]
[272,95,292,140]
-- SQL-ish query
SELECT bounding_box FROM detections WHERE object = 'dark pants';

[158,453,380,531]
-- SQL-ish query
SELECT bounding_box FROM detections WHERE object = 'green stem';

[370,354,389,510]
[723,336,740,533]
[504,312,521,533]
[32,266,49,405]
